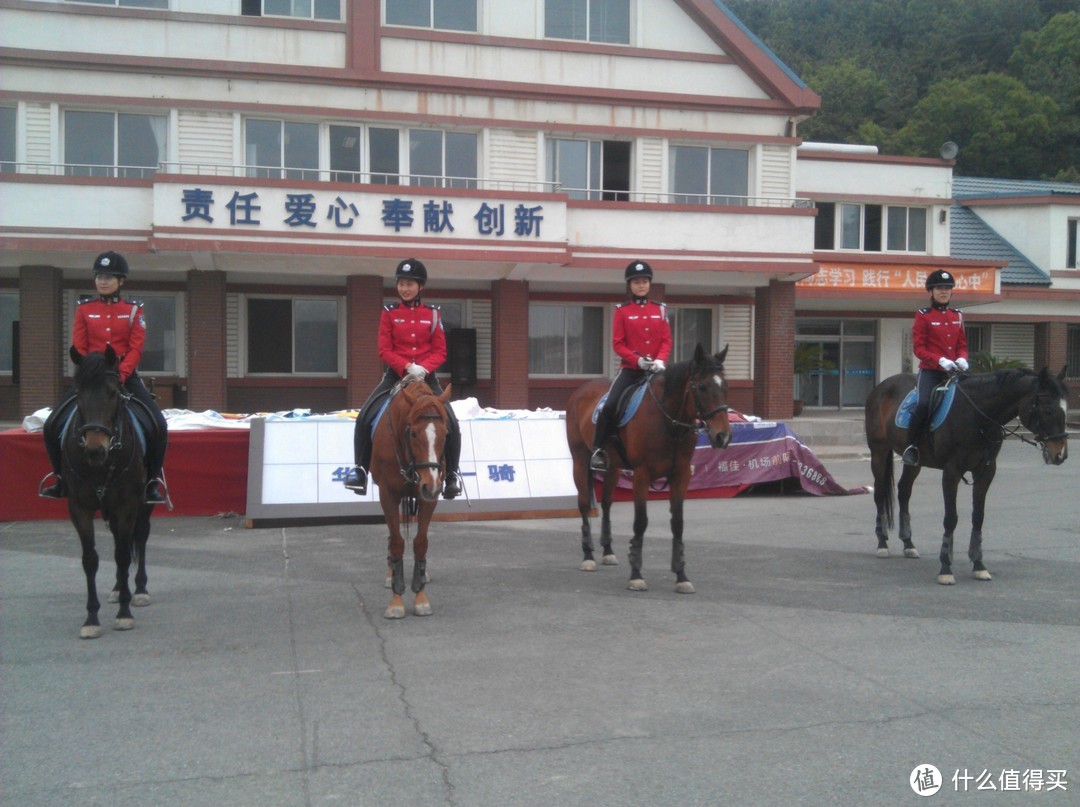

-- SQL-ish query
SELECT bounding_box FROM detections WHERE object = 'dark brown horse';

[369,377,453,618]
[565,344,732,593]
[865,367,1069,584]
[60,346,154,638]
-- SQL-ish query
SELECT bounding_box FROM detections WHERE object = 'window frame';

[65,0,169,9]
[241,0,342,21]
[1067,219,1078,269]
[527,302,605,377]
[384,0,477,32]
[667,306,713,363]
[242,294,343,377]
[544,0,631,45]
[63,109,168,179]
[546,137,631,201]
[0,106,16,173]
[669,144,750,206]
[0,291,17,375]
[1067,325,1080,379]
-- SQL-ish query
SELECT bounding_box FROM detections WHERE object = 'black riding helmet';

[395,258,427,285]
[93,251,129,278]
[925,269,955,291]
[625,260,653,282]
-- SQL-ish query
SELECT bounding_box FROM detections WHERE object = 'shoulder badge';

[918,307,931,314]
[78,295,95,304]
[384,302,400,312]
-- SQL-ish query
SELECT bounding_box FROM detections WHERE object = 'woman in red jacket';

[590,259,673,472]
[40,251,168,503]
[903,269,970,466]
[344,258,462,498]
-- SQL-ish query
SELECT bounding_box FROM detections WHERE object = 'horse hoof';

[875,548,890,558]
[132,593,151,607]
[114,618,135,631]
[675,581,695,594]
[384,576,392,589]
[107,590,119,603]
[602,554,618,565]
[384,605,406,619]
[903,548,921,559]
[580,560,597,572]
[937,574,956,586]
[79,625,102,640]
[973,570,992,581]
[413,602,432,616]
[627,579,648,591]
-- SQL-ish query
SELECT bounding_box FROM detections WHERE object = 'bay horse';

[369,377,453,618]
[865,367,1069,584]
[61,346,154,638]
[565,344,732,593]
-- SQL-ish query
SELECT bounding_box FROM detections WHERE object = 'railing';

[0,161,159,179]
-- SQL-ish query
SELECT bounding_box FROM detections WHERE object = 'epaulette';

[615,301,629,309]
[78,295,95,304]
[426,302,441,311]
[918,307,931,314]
[384,302,400,312]
[128,299,144,308]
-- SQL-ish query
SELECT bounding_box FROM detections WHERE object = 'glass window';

[528,304,603,375]
[1067,325,1079,377]
[247,297,340,375]
[386,0,476,31]
[0,292,17,373]
[885,206,926,252]
[545,0,629,44]
[243,0,339,20]
[245,119,318,180]
[0,106,15,173]
[138,296,179,374]
[668,308,712,362]
[670,145,748,205]
[370,127,401,185]
[329,124,362,183]
[64,110,165,178]
[547,138,628,201]
[408,129,477,188]
[1067,219,1077,269]
[839,204,861,249]
[814,202,835,250]
[965,324,989,355]
[67,0,169,8]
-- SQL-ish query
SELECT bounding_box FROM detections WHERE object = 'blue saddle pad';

[895,379,957,432]
[59,398,149,457]
[369,396,391,438]
[592,381,648,428]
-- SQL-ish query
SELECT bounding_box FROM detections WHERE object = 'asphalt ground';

[2,442,1077,807]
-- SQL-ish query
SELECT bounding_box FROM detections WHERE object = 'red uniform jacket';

[378,300,447,377]
[912,305,968,371]
[73,295,146,382]
[612,298,672,370]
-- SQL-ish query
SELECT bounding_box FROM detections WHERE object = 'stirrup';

[442,472,462,500]
[38,472,65,499]
[589,448,609,472]
[145,476,173,510]
[344,466,367,495]
[901,445,920,467]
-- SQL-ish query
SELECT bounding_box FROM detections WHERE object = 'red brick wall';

[346,274,384,408]
[1034,322,1068,374]
[186,270,227,412]
[18,266,64,415]
[753,280,795,419]
[491,279,529,409]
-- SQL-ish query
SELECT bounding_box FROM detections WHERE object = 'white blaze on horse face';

[1061,398,1068,418]
[424,421,439,469]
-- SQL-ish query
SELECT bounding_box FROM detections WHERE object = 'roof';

[949,205,1050,286]
[953,176,1080,199]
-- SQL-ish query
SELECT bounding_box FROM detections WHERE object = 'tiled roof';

[953,175,1080,198]
[949,204,1050,286]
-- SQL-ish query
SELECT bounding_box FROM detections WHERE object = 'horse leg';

[869,446,892,557]
[411,504,433,616]
[599,467,619,566]
[109,513,136,631]
[669,479,694,594]
[937,469,962,585]
[968,461,997,581]
[573,453,598,571]
[383,501,407,619]
[72,509,102,639]
[627,472,649,591]
[132,507,151,607]
[896,464,922,559]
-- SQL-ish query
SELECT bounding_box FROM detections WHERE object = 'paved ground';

[2,443,1077,806]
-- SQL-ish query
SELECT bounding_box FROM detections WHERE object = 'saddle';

[56,394,156,457]
[592,377,650,428]
[895,377,959,432]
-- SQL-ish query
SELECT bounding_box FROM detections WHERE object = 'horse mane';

[399,378,446,419]
[960,367,1068,400]
[661,352,725,406]
[74,351,116,388]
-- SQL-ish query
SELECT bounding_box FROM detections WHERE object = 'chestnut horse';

[369,377,453,618]
[864,367,1069,584]
[565,344,732,593]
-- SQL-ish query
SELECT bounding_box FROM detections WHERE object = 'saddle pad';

[592,381,648,428]
[895,380,958,432]
[369,397,391,438]
[59,398,149,457]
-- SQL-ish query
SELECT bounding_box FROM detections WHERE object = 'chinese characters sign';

[798,263,998,293]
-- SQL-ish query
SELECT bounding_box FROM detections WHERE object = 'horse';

[864,366,1069,584]
[60,346,154,638]
[369,377,453,619]
[565,344,732,593]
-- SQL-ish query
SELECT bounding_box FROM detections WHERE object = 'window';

[246,297,340,374]
[385,0,476,31]
[67,0,169,9]
[370,127,401,185]
[0,292,17,374]
[839,203,881,250]
[528,304,603,375]
[241,0,340,20]
[546,138,630,201]
[668,308,712,362]
[670,146,749,205]
[64,111,166,178]
[965,324,989,356]
[545,0,630,44]
[138,296,180,375]
[0,106,15,173]
[329,124,362,183]
[886,206,927,251]
[816,202,927,253]
[409,129,477,188]
[245,119,319,180]
[1068,219,1078,269]
[1068,326,1079,378]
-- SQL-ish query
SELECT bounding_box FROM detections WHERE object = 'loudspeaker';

[448,328,477,387]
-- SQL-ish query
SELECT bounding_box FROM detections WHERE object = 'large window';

[886,206,927,251]
[245,119,319,180]
[668,307,712,362]
[408,129,478,189]
[385,0,476,31]
[138,296,180,375]
[0,106,15,173]
[815,202,928,253]
[0,292,17,374]
[64,111,166,178]
[241,0,341,20]
[670,146,749,205]
[528,304,603,375]
[546,138,630,201]
[1068,219,1078,269]
[545,0,630,44]
[246,297,340,375]
[1067,325,1080,378]
[68,0,169,9]
[795,319,876,409]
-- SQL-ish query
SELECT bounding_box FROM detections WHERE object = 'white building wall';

[719,304,753,379]
[971,206,1053,272]
[487,129,542,188]
[176,110,236,172]
[23,102,53,167]
[878,318,910,379]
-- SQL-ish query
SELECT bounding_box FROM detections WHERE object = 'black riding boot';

[346,418,372,495]
[590,410,612,471]
[39,411,66,498]
[902,405,928,466]
[145,470,167,504]
[442,415,463,499]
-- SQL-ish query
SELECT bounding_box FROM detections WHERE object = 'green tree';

[800,60,889,143]
[890,73,1059,176]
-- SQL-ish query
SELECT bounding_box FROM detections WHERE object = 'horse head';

[1020,366,1069,466]
[70,345,125,465]
[687,343,732,450]
[401,379,453,502]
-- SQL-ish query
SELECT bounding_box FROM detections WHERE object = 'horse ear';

[1058,365,1068,383]
[69,345,83,365]
[440,383,452,404]
[693,343,706,363]
[715,344,729,365]
[105,345,118,365]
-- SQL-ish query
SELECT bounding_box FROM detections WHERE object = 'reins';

[67,371,138,505]
[644,363,729,435]
[953,374,1067,450]
[385,379,449,522]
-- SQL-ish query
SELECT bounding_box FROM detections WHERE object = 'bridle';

[70,369,136,501]
[646,361,729,434]
[954,376,1068,450]
[388,381,448,486]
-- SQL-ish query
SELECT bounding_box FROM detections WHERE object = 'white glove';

[406,363,427,379]
[956,357,969,372]
[650,359,666,372]
[637,357,651,370]
[938,358,958,373]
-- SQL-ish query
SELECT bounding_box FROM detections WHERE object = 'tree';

[799,60,888,144]
[889,73,1059,177]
